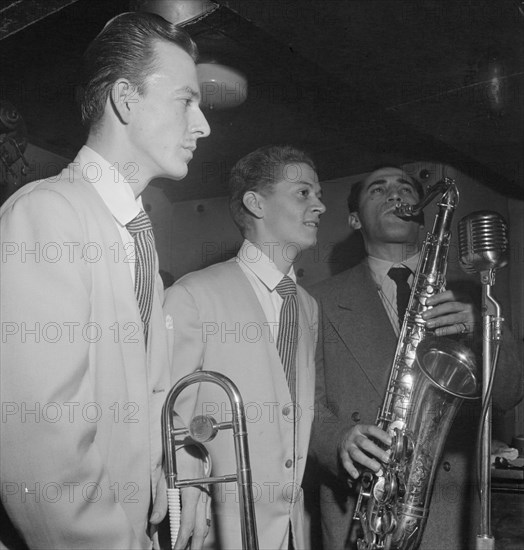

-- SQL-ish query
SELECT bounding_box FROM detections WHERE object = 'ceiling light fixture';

[133,0,248,109]
[132,0,218,25]
[197,62,248,110]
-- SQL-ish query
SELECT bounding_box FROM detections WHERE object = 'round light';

[197,63,248,110]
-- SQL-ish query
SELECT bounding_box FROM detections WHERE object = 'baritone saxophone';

[354,177,479,550]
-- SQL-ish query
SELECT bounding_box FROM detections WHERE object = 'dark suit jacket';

[308,260,522,550]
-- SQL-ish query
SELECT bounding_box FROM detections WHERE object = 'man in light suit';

[164,145,326,550]
[308,166,522,549]
[0,12,210,549]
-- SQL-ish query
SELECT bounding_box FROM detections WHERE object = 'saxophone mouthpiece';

[395,203,415,217]
[395,202,425,225]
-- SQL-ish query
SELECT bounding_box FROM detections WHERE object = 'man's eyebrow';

[367,178,386,186]
[397,177,416,187]
[294,180,323,196]
[294,180,313,187]
[367,177,415,187]
[293,180,318,189]
[175,86,201,100]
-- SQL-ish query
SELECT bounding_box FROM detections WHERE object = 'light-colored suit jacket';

[164,260,318,550]
[308,260,522,550]
[0,160,170,549]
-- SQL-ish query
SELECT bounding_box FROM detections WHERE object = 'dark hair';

[81,11,198,128]
[347,165,424,213]
[229,145,317,234]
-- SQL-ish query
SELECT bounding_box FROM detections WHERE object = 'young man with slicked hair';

[164,145,326,550]
[1,11,209,549]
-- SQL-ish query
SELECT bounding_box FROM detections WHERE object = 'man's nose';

[386,185,402,201]
[313,197,326,214]
[192,107,211,139]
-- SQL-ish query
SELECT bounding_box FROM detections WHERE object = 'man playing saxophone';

[308,166,522,549]
[0,12,211,549]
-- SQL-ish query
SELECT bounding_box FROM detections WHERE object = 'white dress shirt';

[236,239,297,343]
[76,145,144,284]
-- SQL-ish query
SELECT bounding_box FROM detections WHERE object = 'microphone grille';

[458,210,509,274]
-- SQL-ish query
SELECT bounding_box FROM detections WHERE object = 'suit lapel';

[328,262,397,397]
[227,262,293,407]
[229,262,314,417]
[295,289,315,460]
[80,182,150,542]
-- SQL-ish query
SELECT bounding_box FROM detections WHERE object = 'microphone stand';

[476,268,503,550]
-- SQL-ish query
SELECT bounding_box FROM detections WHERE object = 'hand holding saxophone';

[423,289,480,337]
[338,424,392,480]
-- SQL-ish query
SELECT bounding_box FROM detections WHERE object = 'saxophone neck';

[395,177,459,217]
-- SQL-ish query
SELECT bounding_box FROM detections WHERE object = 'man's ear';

[109,79,139,124]
[242,191,264,219]
[348,212,361,230]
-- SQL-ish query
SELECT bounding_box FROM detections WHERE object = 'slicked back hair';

[229,145,317,235]
[81,11,198,129]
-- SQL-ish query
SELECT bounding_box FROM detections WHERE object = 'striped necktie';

[388,266,412,329]
[126,210,155,343]
[276,276,298,402]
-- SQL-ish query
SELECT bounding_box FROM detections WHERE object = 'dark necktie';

[388,266,412,328]
[126,210,155,343]
[275,276,298,402]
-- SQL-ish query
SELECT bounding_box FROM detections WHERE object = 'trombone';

[162,370,259,550]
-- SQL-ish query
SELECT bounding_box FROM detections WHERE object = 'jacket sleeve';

[0,190,143,549]
[163,281,206,427]
[308,300,353,477]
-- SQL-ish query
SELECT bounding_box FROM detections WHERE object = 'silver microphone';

[458,210,509,274]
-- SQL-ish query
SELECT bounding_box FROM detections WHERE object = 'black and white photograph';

[1,1,523,549]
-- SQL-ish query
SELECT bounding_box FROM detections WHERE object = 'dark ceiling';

[1,0,523,202]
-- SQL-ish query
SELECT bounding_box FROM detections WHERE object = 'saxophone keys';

[369,505,397,536]
[373,471,398,504]
[390,428,414,462]
[390,430,403,461]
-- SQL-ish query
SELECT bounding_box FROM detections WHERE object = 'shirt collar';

[367,252,420,286]
[75,145,143,227]
[237,239,296,292]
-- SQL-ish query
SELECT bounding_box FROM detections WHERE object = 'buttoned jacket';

[164,260,318,550]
